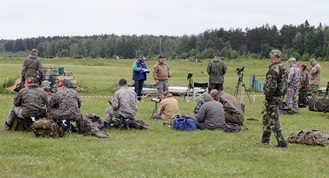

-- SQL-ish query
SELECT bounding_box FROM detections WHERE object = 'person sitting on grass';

[152,92,180,121]
[195,93,225,130]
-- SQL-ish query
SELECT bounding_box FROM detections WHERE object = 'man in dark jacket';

[132,54,150,102]
[22,49,43,83]
[4,77,47,130]
[196,93,225,130]
[207,53,227,92]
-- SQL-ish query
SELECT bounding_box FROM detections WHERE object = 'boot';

[276,140,288,148]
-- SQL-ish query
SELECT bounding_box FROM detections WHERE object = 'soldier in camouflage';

[153,55,171,100]
[261,49,287,148]
[298,63,309,106]
[286,58,301,112]
[309,58,321,98]
[207,53,227,92]
[105,79,137,122]
[48,79,83,133]
[3,77,48,130]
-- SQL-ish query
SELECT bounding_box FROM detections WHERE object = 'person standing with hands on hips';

[153,55,171,100]
[133,54,150,102]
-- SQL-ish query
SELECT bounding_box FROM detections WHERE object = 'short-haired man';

[4,77,47,130]
[286,57,301,112]
[196,93,225,130]
[207,53,227,92]
[152,92,180,120]
[153,55,171,99]
[309,58,321,98]
[48,79,83,133]
[210,89,244,126]
[105,79,137,122]
[261,49,287,148]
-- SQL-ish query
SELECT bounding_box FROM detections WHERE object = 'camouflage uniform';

[309,61,321,98]
[105,86,137,121]
[286,63,300,110]
[153,61,171,99]
[262,59,287,147]
[207,56,227,92]
[5,83,48,128]
[48,88,83,122]
[298,68,309,106]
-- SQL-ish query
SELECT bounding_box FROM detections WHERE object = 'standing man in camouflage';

[22,49,43,84]
[207,53,227,93]
[261,49,287,148]
[4,77,47,130]
[153,55,171,100]
[286,58,301,113]
[105,79,137,122]
[48,79,83,134]
[309,58,321,98]
[298,63,309,106]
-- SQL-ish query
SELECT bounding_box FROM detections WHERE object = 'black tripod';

[234,72,252,103]
[150,99,159,119]
[184,73,194,102]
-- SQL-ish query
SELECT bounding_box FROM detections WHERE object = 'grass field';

[0,58,328,177]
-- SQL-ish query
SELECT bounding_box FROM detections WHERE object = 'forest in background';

[1,20,329,61]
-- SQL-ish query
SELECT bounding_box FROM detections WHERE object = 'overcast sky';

[1,0,328,40]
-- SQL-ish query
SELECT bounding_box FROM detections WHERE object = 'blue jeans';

[134,80,144,101]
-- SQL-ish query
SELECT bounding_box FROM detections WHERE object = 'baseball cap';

[139,54,145,59]
[44,87,54,93]
[159,55,164,59]
[287,58,296,62]
[269,49,282,58]
[31,49,39,53]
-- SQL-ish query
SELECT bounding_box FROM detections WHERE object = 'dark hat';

[118,78,127,85]
[159,55,164,59]
[44,87,54,93]
[58,79,71,87]
[213,53,220,56]
[139,54,145,59]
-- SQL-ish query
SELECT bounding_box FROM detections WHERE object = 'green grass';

[0,58,329,177]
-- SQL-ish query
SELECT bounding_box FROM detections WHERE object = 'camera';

[151,98,161,103]
[236,66,245,75]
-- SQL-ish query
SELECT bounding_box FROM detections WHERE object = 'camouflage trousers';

[156,80,169,99]
[286,87,298,109]
[6,106,24,125]
[310,85,319,98]
[262,103,286,144]
[298,90,308,105]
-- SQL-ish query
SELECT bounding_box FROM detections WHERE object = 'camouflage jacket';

[309,63,321,86]
[287,63,301,90]
[264,62,286,103]
[13,83,48,118]
[22,54,43,79]
[207,57,227,83]
[111,86,137,119]
[49,88,82,120]
[153,62,171,81]
[300,69,309,90]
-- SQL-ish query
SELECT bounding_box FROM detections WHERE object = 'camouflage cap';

[58,79,71,87]
[31,49,39,53]
[287,57,296,62]
[269,49,282,58]
[309,58,316,63]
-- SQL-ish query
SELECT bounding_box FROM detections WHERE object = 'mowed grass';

[0,58,328,177]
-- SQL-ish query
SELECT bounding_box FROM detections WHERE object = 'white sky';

[0,0,328,40]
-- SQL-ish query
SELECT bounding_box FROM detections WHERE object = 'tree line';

[1,20,329,61]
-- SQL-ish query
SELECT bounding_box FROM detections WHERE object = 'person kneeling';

[196,93,226,130]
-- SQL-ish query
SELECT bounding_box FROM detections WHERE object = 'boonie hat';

[287,58,296,62]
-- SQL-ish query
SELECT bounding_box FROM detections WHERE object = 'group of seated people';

[152,88,244,130]
[4,77,84,133]
[4,76,244,132]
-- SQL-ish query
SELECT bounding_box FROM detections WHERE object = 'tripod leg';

[242,83,253,103]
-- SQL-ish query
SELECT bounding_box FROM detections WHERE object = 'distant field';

[0,58,328,177]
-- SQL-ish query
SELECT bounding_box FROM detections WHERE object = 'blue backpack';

[172,116,197,131]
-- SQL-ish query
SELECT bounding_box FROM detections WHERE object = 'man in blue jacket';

[132,54,150,102]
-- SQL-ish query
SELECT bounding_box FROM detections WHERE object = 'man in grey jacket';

[196,93,226,130]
